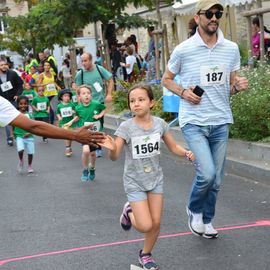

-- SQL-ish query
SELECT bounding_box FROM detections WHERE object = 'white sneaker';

[186,206,205,236]
[203,223,218,239]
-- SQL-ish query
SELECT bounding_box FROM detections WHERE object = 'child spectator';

[120,46,137,82]
[31,85,50,143]
[56,89,76,157]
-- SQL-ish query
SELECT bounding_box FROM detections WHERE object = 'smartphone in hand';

[193,85,204,97]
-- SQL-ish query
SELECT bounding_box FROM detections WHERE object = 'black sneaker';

[138,250,158,270]
[7,138,13,146]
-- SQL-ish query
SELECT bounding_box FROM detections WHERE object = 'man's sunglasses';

[199,10,223,19]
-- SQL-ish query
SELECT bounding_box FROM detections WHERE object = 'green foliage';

[238,42,249,66]
[112,80,172,122]
[230,65,270,141]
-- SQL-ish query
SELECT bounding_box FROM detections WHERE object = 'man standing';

[147,26,156,81]
[162,0,248,238]
[0,57,23,146]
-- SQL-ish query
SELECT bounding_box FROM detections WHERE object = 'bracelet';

[180,88,186,97]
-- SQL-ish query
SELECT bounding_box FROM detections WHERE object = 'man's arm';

[10,113,105,145]
[105,77,114,103]
[230,71,248,95]
[161,67,201,104]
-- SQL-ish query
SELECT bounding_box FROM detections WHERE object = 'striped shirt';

[168,28,240,127]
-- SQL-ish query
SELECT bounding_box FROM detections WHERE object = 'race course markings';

[0,220,269,267]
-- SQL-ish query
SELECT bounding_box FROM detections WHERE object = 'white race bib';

[46,83,56,92]
[93,82,103,93]
[200,65,226,86]
[84,121,101,132]
[25,94,33,100]
[132,133,160,159]
[37,102,46,110]
[0,81,13,92]
[60,107,73,117]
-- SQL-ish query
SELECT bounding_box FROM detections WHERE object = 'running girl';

[13,96,35,173]
[103,83,195,270]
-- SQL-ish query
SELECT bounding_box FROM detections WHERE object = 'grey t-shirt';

[115,116,169,194]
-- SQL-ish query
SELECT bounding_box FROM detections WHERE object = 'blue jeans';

[181,123,229,224]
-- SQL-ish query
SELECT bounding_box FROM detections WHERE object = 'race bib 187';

[131,133,160,159]
[200,65,226,86]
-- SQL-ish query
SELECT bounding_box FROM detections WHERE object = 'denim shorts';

[16,137,35,154]
[127,182,163,202]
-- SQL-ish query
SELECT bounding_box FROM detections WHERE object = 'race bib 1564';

[131,133,160,159]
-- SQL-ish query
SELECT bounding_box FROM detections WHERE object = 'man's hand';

[235,76,248,92]
[74,125,105,145]
[182,87,202,105]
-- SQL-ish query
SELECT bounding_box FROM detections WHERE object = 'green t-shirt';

[75,100,106,131]
[13,113,34,138]
[32,96,50,118]
[71,90,78,107]
[75,65,112,103]
[56,102,75,127]
[22,89,37,101]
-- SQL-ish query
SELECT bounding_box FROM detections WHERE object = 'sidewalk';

[104,114,270,182]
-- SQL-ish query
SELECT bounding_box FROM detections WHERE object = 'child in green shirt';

[56,89,75,157]
[22,82,37,115]
[66,84,106,182]
[13,96,35,173]
[31,85,50,143]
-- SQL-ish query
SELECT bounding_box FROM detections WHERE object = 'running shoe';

[7,138,13,146]
[88,167,95,181]
[81,169,89,182]
[17,160,24,173]
[138,250,158,270]
[28,165,34,173]
[65,147,72,157]
[120,202,132,230]
[186,206,205,236]
[43,138,48,144]
[203,223,219,239]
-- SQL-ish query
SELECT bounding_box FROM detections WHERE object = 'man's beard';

[202,22,219,36]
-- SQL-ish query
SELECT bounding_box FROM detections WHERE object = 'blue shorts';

[16,137,35,154]
[127,182,163,202]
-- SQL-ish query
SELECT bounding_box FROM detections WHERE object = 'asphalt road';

[0,129,269,270]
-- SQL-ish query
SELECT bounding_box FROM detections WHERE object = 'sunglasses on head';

[199,10,223,19]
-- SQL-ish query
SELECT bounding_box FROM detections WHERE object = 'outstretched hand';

[74,125,105,145]
[98,135,116,151]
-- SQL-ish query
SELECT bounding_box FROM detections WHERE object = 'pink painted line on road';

[0,219,269,267]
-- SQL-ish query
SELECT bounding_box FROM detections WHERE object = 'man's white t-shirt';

[0,96,20,127]
[126,55,137,75]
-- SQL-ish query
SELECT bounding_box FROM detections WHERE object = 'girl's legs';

[28,154,33,166]
[88,150,96,181]
[129,193,163,253]
[17,150,24,172]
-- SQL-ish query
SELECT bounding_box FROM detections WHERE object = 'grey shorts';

[126,182,163,202]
